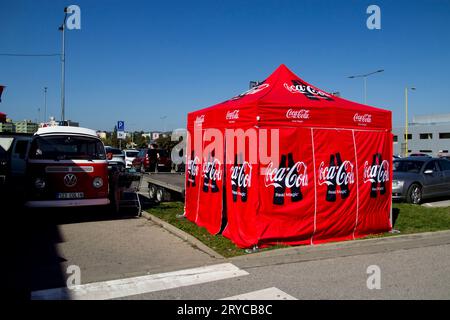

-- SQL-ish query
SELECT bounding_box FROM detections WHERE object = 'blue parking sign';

[117,121,125,131]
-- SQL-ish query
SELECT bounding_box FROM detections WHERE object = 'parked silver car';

[392,157,450,204]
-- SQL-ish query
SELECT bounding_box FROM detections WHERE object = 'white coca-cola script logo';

[187,156,200,177]
[283,83,331,99]
[353,113,372,124]
[195,115,205,124]
[318,161,355,186]
[265,161,308,188]
[203,159,222,181]
[363,160,389,184]
[226,110,240,120]
[286,109,310,119]
[230,162,252,188]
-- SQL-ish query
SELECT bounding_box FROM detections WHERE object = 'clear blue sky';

[1,0,449,132]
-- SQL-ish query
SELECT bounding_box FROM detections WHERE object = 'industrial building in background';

[393,113,450,157]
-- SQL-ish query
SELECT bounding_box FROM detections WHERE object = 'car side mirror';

[424,169,433,174]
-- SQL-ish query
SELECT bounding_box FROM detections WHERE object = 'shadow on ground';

[1,190,146,300]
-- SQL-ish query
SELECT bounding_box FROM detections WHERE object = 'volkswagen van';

[24,126,110,207]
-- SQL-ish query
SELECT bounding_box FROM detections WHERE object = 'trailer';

[109,166,143,215]
[141,172,185,203]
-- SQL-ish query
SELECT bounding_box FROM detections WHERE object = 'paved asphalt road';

[132,240,450,300]
[28,208,222,292]
[4,200,450,300]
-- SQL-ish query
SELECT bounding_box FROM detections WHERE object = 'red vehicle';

[132,148,172,172]
[24,126,110,207]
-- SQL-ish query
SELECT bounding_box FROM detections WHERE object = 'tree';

[155,134,180,151]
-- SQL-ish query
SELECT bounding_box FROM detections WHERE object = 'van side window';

[14,140,29,159]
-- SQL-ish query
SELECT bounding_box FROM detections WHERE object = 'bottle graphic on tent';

[268,153,305,205]
[202,153,211,192]
[210,150,220,193]
[288,153,303,202]
[325,154,337,202]
[231,154,239,202]
[273,154,287,205]
[322,152,354,202]
[230,153,251,203]
[336,152,350,200]
[202,150,221,193]
[239,155,248,202]
[187,150,197,187]
[366,153,389,198]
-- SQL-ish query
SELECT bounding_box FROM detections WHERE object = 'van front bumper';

[25,198,110,208]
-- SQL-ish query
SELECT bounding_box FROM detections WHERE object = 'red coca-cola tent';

[185,64,392,248]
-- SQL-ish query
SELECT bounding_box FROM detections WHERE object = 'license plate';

[56,192,84,199]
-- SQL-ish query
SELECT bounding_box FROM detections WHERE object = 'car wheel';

[407,183,422,204]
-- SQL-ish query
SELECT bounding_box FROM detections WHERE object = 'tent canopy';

[185,64,392,249]
[188,64,391,130]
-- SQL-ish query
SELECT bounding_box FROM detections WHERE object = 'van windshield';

[29,135,106,160]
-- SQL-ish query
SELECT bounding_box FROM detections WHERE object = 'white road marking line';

[221,287,297,300]
[31,263,249,300]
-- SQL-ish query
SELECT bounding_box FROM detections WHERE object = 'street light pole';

[44,87,48,122]
[59,8,68,123]
[404,87,416,157]
[348,69,384,104]
[363,76,367,104]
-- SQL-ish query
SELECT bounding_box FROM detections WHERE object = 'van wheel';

[407,183,422,204]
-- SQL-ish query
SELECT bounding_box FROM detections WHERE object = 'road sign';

[117,121,125,131]
[117,131,126,140]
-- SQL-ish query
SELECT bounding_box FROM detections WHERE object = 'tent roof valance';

[187,64,391,131]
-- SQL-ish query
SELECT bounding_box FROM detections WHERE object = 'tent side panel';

[184,126,202,223]
[195,127,225,235]
[311,128,358,244]
[353,130,392,237]
[256,127,315,246]
[221,129,259,248]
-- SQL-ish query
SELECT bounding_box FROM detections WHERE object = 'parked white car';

[124,149,139,168]
[104,146,126,169]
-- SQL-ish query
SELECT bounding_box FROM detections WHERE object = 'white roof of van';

[35,126,98,138]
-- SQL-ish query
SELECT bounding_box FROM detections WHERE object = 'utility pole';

[59,8,68,122]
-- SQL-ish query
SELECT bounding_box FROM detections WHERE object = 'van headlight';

[35,178,46,189]
[93,177,104,188]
